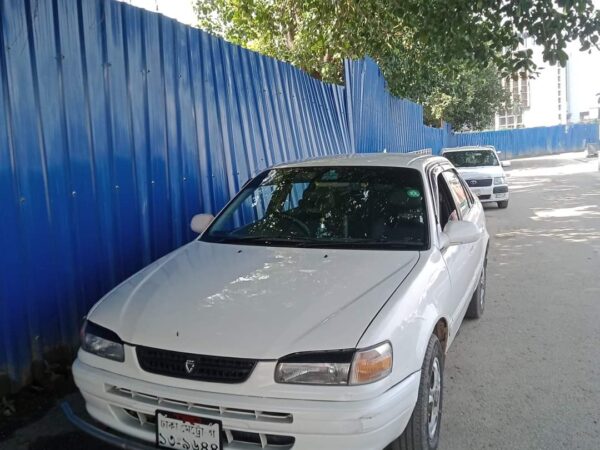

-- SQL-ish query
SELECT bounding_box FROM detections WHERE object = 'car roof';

[274,152,448,172]
[441,145,496,153]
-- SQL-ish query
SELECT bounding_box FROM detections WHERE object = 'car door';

[437,169,483,328]
[455,171,487,284]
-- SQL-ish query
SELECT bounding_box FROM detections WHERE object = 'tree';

[423,66,512,130]
[195,0,600,129]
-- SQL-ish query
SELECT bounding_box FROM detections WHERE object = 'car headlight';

[275,342,392,385]
[494,176,506,185]
[80,320,125,362]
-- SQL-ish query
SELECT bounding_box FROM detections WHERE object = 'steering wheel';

[272,211,311,237]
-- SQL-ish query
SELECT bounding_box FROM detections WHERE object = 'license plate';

[470,188,483,195]
[156,410,222,450]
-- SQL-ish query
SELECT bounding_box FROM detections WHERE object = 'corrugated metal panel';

[451,123,599,158]
[0,0,351,390]
[344,58,447,154]
[2,0,598,392]
[345,60,600,158]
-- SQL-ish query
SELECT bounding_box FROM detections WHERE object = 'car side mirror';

[441,220,481,248]
[190,214,214,234]
[501,160,511,168]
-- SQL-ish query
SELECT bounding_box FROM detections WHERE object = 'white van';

[442,146,510,209]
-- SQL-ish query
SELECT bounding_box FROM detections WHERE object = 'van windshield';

[201,166,428,250]
[444,150,499,168]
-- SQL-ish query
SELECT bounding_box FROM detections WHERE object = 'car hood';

[455,166,505,179]
[89,241,419,359]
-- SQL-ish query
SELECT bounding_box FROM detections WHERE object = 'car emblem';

[469,180,477,186]
[185,359,196,374]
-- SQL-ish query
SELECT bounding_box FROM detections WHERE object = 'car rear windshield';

[444,150,499,167]
[201,166,428,250]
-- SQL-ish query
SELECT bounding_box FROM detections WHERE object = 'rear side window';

[442,171,470,217]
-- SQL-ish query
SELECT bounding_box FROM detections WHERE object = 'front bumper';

[72,358,419,450]
[61,401,156,450]
[470,185,509,203]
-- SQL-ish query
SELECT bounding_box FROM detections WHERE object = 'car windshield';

[444,150,499,167]
[202,166,428,250]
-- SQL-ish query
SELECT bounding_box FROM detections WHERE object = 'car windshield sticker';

[407,188,420,198]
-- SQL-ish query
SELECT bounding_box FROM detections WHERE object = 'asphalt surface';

[442,152,600,450]
[1,152,599,450]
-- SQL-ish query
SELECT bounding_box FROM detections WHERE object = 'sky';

[117,0,197,26]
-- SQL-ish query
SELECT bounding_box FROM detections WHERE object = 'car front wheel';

[386,334,444,450]
[466,262,486,319]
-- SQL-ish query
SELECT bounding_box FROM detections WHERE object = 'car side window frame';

[426,163,444,228]
[457,172,475,207]
[441,170,471,218]
[437,171,461,228]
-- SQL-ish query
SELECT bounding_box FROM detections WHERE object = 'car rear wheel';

[466,262,486,319]
[385,334,444,450]
[497,200,508,209]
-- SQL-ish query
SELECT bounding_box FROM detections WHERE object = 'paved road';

[2,152,599,450]
[442,152,600,450]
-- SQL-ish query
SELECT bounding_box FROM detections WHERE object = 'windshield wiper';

[326,239,423,249]
[208,235,315,246]
[206,235,423,249]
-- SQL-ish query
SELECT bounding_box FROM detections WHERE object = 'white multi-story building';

[566,42,600,123]
[495,36,600,130]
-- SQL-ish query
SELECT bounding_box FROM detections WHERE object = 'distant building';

[567,43,600,123]
[494,36,600,130]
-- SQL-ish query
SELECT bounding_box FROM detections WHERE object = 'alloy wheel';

[427,357,442,439]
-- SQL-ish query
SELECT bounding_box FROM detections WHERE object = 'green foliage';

[195,0,600,130]
[422,66,512,131]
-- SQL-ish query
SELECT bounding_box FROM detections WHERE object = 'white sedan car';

[68,153,489,450]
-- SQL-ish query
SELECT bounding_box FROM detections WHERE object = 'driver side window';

[437,173,459,230]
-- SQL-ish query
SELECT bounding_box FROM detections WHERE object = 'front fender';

[357,249,452,386]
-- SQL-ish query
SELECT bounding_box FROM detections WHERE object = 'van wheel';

[497,200,508,209]
[466,262,486,319]
[386,334,444,450]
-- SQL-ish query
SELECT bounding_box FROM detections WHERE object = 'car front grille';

[466,178,492,187]
[107,385,293,424]
[136,346,257,383]
[478,195,491,200]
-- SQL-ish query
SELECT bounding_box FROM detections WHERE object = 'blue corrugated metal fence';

[451,123,599,158]
[345,58,450,155]
[0,0,351,390]
[1,0,598,392]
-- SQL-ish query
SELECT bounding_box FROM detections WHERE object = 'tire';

[466,261,486,319]
[386,334,444,450]
[497,200,508,209]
